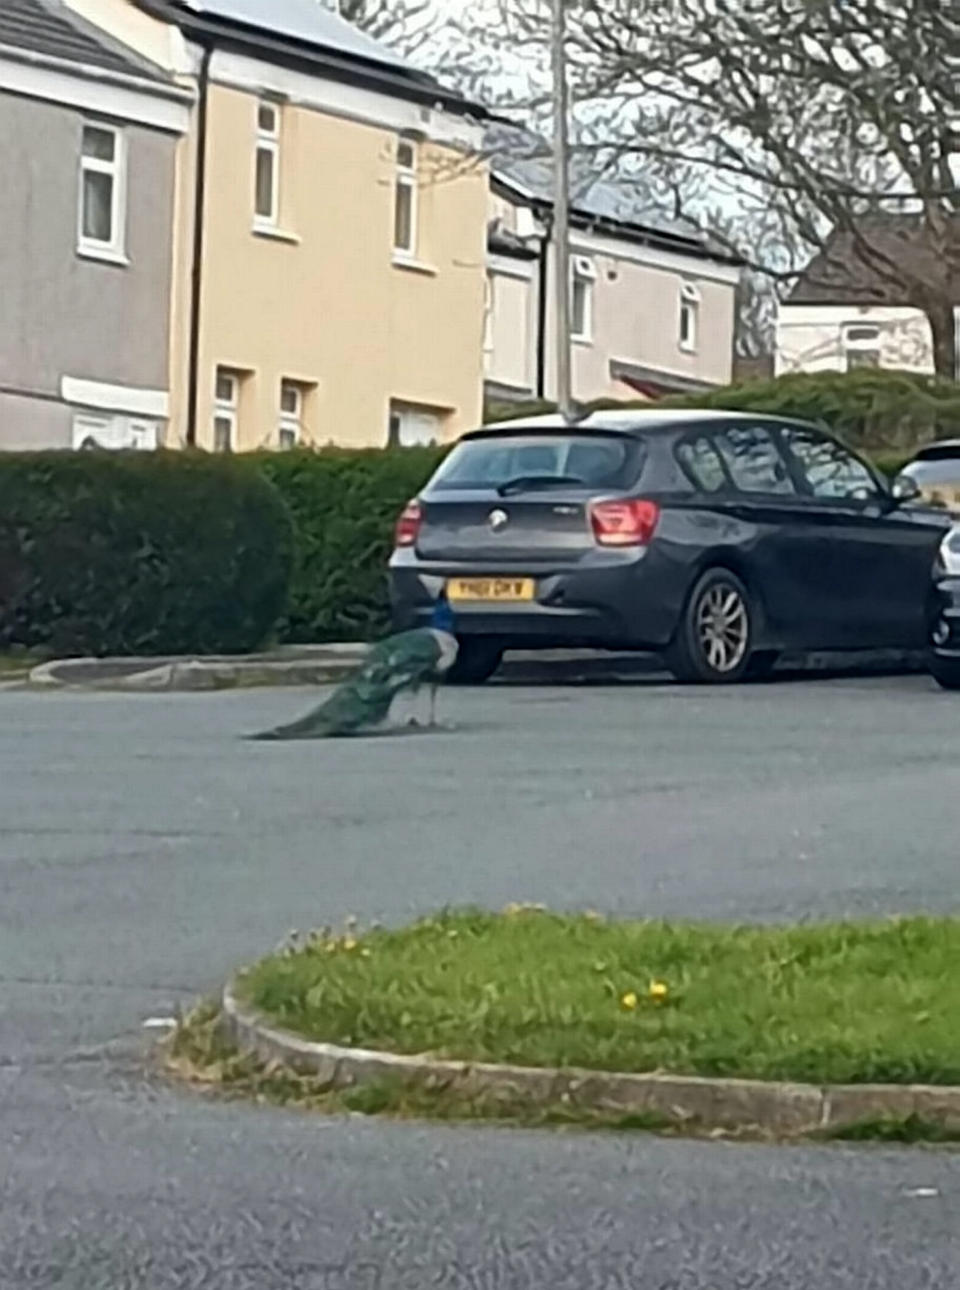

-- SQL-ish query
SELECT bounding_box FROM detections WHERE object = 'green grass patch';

[235,910,960,1087]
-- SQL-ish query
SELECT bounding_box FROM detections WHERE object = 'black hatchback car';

[389,411,949,683]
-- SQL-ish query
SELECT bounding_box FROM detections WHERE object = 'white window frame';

[393,138,418,259]
[571,255,597,343]
[213,368,239,453]
[843,322,882,371]
[679,281,700,352]
[254,100,281,229]
[78,122,127,261]
[483,273,496,354]
[279,380,303,449]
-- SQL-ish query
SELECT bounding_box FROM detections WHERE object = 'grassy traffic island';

[169,909,960,1141]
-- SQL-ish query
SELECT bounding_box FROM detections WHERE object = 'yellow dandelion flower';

[342,937,358,951]
[620,991,638,1011]
[649,980,669,1001]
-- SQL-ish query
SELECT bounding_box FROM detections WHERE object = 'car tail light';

[394,499,422,548]
[589,499,660,547]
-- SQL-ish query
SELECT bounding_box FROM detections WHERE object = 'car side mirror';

[890,474,922,506]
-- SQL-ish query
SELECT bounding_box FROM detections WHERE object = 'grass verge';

[166,1001,960,1143]
[165,1000,675,1134]
[235,909,960,1087]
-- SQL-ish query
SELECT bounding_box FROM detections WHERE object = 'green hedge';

[0,453,293,657]
[255,448,445,643]
[486,369,960,451]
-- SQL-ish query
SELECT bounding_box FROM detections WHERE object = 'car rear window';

[429,434,642,492]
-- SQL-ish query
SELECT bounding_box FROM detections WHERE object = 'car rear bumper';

[930,574,960,657]
[389,550,685,649]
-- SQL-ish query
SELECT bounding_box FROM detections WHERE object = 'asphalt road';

[1,672,959,1289]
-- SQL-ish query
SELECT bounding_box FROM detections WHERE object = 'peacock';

[250,600,459,740]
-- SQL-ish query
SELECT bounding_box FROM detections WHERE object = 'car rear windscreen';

[429,433,643,492]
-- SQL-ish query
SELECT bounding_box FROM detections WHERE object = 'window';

[279,380,303,449]
[483,274,496,354]
[711,424,794,495]
[255,100,280,227]
[388,400,441,447]
[431,434,641,492]
[213,368,239,453]
[780,426,880,502]
[571,257,596,342]
[679,282,700,352]
[393,139,418,257]
[676,435,729,493]
[79,123,125,257]
[843,323,881,371]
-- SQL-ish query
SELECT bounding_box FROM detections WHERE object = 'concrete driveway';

[1,673,958,1288]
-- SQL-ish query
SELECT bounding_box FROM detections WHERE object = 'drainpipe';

[535,210,552,401]
[186,42,213,448]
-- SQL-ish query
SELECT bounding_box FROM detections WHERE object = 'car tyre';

[666,568,756,684]
[929,654,960,691]
[447,638,503,685]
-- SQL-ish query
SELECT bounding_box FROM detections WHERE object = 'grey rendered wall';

[0,90,175,445]
[0,390,70,448]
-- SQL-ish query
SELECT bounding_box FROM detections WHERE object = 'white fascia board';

[778,303,928,325]
[569,229,741,286]
[487,253,535,280]
[62,377,170,418]
[210,49,485,152]
[0,49,192,133]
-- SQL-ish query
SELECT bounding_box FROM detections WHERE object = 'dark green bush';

[486,370,960,451]
[0,452,293,657]
[255,448,445,642]
[665,369,960,450]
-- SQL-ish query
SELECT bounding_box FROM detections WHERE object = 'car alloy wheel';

[695,583,749,674]
[666,568,757,684]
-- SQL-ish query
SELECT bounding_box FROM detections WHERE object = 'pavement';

[1,669,959,1288]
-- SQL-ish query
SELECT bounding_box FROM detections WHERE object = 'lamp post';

[550,0,573,421]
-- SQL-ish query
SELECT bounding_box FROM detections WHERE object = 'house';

[0,0,190,450]
[62,0,490,450]
[776,220,960,377]
[483,128,742,409]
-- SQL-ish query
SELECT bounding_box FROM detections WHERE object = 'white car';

[897,441,960,515]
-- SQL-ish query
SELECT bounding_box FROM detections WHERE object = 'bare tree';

[335,0,432,48]
[492,0,960,378]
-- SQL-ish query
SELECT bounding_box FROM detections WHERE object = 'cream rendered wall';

[195,84,486,449]
[62,0,195,76]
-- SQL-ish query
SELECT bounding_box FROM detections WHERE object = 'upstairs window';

[79,123,126,259]
[571,256,596,342]
[393,139,418,258]
[255,100,281,228]
[679,281,700,352]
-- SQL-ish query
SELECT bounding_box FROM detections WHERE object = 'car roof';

[467,409,819,438]
[911,439,960,460]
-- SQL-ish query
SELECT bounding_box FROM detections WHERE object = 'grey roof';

[487,122,701,248]
[787,216,959,306]
[0,0,163,78]
[179,0,409,71]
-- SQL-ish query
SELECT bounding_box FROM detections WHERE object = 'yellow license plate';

[447,577,535,603]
